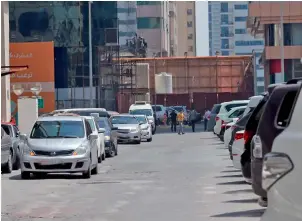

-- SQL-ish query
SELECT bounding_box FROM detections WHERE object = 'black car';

[97,117,118,157]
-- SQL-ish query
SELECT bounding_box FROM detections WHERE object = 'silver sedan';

[19,115,99,179]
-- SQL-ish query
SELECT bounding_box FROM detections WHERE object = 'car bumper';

[252,158,267,197]
[117,132,141,142]
[21,154,90,173]
[141,129,151,139]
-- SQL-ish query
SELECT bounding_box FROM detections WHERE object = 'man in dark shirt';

[170,110,177,132]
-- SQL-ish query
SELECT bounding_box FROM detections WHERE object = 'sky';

[196,1,209,56]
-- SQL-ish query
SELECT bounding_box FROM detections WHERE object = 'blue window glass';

[137,1,160,5]
[235,40,264,46]
[221,27,229,37]
[208,4,211,12]
[208,13,212,21]
[137,17,161,29]
[234,5,248,10]
[117,8,136,13]
[221,2,228,12]
[235,29,246,34]
[221,14,229,24]
[209,23,212,31]
[221,51,229,56]
[221,39,229,49]
[235,17,247,22]
[119,20,136,25]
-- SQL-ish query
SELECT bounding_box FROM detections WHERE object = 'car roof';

[221,100,249,105]
[133,115,147,117]
[83,116,94,120]
[55,108,107,112]
[230,105,247,111]
[37,116,84,122]
[112,114,134,117]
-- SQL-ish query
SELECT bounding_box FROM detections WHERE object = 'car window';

[129,109,152,116]
[229,109,244,118]
[135,116,147,123]
[30,121,85,138]
[211,105,221,114]
[1,128,4,138]
[275,91,298,128]
[85,120,93,136]
[1,125,11,136]
[152,106,162,112]
[87,119,96,131]
[173,106,184,112]
[236,112,252,127]
[13,126,19,137]
[111,116,138,124]
[225,103,248,112]
[98,118,110,129]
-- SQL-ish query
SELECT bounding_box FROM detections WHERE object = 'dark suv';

[250,78,302,207]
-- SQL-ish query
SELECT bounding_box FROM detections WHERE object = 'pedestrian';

[170,110,177,132]
[189,108,198,132]
[177,110,185,135]
[203,109,211,131]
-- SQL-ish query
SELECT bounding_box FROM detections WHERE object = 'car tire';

[82,157,92,179]
[91,164,98,175]
[21,171,31,179]
[135,139,141,144]
[98,151,102,163]
[147,137,152,142]
[115,143,118,156]
[3,149,13,174]
[102,152,106,161]
[107,143,116,158]
[13,147,21,170]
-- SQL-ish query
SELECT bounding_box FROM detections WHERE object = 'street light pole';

[280,2,285,82]
[89,1,93,107]
[215,51,219,103]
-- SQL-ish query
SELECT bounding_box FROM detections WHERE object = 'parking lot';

[2,130,264,221]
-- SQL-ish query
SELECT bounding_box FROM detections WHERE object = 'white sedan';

[134,115,153,142]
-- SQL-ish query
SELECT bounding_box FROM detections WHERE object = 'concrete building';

[1,1,11,122]
[175,1,197,56]
[137,1,170,57]
[248,2,302,88]
[208,1,265,94]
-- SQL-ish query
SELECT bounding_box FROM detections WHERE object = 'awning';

[1,65,29,77]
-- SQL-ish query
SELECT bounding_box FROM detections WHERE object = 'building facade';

[208,1,265,94]
[9,1,120,110]
[248,2,302,88]
[176,1,196,56]
[136,1,170,57]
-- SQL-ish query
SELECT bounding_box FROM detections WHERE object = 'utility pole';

[215,51,219,103]
[88,1,93,107]
[280,2,285,82]
[252,50,257,95]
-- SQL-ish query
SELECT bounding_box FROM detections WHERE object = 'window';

[13,126,19,137]
[137,1,161,5]
[209,23,212,31]
[152,106,162,112]
[1,125,11,136]
[117,8,136,13]
[208,4,211,12]
[234,4,248,10]
[211,105,221,114]
[235,40,264,46]
[119,31,136,37]
[188,46,193,52]
[221,51,229,56]
[221,2,228,12]
[208,13,212,21]
[221,27,229,37]
[257,77,265,82]
[87,119,96,131]
[257,86,265,93]
[119,20,136,25]
[221,14,229,24]
[85,120,93,136]
[187,21,193,27]
[235,29,246,34]
[235,16,247,22]
[225,103,248,112]
[137,17,161,29]
[276,91,298,128]
[221,39,229,49]
[187,9,193,15]
[229,109,244,118]
[188,33,193,40]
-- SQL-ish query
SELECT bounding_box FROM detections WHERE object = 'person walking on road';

[170,110,177,132]
[203,109,211,131]
[189,108,198,132]
[177,110,185,135]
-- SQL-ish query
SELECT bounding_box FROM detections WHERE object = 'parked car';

[110,114,142,144]
[152,105,166,124]
[261,80,302,221]
[83,116,106,163]
[223,118,239,148]
[242,95,264,116]
[1,123,21,170]
[213,100,249,135]
[134,115,153,142]
[97,117,118,157]
[19,115,99,179]
[232,130,245,170]
[1,127,13,173]
[207,104,221,132]
[251,79,302,207]
[107,111,119,117]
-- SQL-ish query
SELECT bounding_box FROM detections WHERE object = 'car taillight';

[221,124,226,128]
[235,132,244,140]
[215,116,219,121]
[253,135,263,159]
[262,152,293,191]
[243,130,254,144]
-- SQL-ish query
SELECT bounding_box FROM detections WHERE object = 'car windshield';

[129,109,152,116]
[98,118,110,129]
[87,119,96,131]
[135,116,147,123]
[173,106,184,112]
[30,121,85,138]
[111,116,138,125]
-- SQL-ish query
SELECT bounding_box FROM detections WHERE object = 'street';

[2,130,264,221]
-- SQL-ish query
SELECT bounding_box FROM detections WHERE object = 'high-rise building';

[248,2,302,88]
[137,1,170,57]
[175,1,196,56]
[208,1,265,94]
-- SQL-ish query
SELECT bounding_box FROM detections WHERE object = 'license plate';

[119,133,129,138]
[39,159,62,165]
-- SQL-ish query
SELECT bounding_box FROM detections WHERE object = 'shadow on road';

[223,189,254,195]
[220,169,241,173]
[215,174,243,178]
[223,198,259,204]
[211,209,265,218]
[217,180,248,185]
[9,173,84,180]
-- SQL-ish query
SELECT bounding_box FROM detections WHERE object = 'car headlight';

[23,146,35,156]
[130,128,138,132]
[104,135,110,141]
[141,125,149,130]
[73,145,87,156]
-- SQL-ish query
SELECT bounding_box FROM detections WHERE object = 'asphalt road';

[2,132,264,221]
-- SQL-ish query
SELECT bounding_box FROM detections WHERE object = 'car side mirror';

[20,134,27,140]
[112,127,118,130]
[88,134,98,140]
[98,128,106,133]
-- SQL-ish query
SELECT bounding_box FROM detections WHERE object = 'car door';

[1,127,11,164]
[85,120,97,165]
[108,120,117,146]
[94,119,104,155]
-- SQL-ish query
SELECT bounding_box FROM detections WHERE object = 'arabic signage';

[10,42,55,119]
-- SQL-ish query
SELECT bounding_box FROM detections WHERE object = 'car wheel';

[82,157,92,179]
[107,143,116,158]
[13,147,21,170]
[3,149,13,174]
[147,137,152,142]
[102,151,106,161]
[91,164,99,175]
[21,171,31,179]
[152,129,156,135]
[115,143,118,156]
[98,150,102,163]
